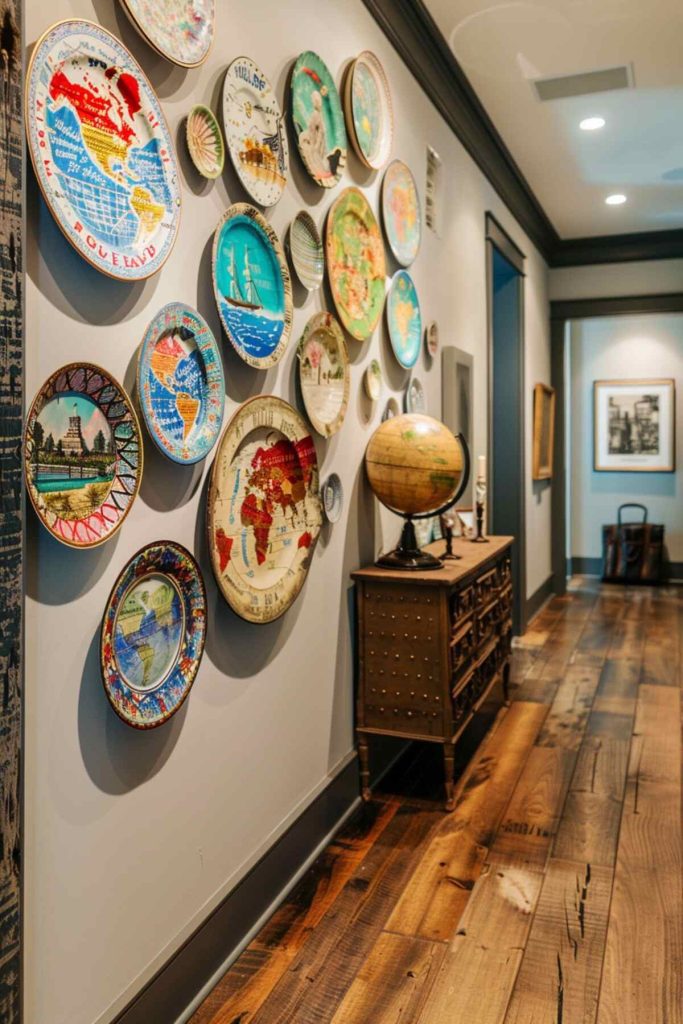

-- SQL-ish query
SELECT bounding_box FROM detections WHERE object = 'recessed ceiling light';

[605,193,627,205]
[580,116,605,131]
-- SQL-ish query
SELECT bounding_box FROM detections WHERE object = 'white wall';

[569,313,683,562]
[24,3,551,1022]
[549,258,683,300]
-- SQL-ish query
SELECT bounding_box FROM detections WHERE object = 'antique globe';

[365,413,470,569]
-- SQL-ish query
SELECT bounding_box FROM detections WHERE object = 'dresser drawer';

[450,618,475,677]
[475,566,499,607]
[363,701,445,736]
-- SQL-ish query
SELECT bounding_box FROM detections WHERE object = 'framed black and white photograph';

[594,378,675,473]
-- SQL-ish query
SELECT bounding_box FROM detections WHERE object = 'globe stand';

[376,517,443,571]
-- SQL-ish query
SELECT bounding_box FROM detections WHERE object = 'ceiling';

[423,0,683,239]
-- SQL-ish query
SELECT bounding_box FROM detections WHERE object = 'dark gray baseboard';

[525,575,554,624]
[569,556,683,581]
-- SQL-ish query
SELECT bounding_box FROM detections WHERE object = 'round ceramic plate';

[289,211,324,290]
[24,363,142,548]
[405,376,426,414]
[291,51,347,187]
[26,20,181,281]
[425,321,439,359]
[382,159,422,267]
[387,270,422,369]
[321,473,343,523]
[137,303,225,464]
[222,56,288,207]
[344,50,393,170]
[208,396,322,623]
[364,359,382,401]
[119,0,214,67]
[298,312,350,437]
[101,541,207,729]
[326,187,386,341]
[186,105,224,179]
[212,204,293,369]
[382,396,400,421]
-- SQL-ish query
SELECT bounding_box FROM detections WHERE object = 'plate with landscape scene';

[298,312,349,437]
[386,270,422,369]
[381,159,421,267]
[208,396,322,623]
[223,56,288,207]
[212,204,293,369]
[343,50,393,170]
[290,51,347,188]
[119,0,215,67]
[326,187,386,341]
[289,211,324,290]
[137,303,225,464]
[24,363,142,548]
[186,105,224,179]
[26,20,181,281]
[101,541,206,729]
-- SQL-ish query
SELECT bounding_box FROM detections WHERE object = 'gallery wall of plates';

[23,1,550,1021]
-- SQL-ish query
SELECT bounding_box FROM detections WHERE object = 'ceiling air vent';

[533,65,633,102]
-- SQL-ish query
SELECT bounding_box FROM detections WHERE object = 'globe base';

[375,518,444,572]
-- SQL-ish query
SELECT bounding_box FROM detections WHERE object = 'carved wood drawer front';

[476,602,498,647]
[498,554,512,588]
[451,619,475,678]
[451,583,475,621]
[476,566,498,607]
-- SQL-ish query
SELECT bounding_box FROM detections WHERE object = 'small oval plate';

[364,359,382,401]
[321,473,343,523]
[186,105,225,179]
[405,377,426,414]
[289,211,324,290]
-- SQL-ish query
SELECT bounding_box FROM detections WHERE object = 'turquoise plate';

[291,51,347,187]
[386,270,422,369]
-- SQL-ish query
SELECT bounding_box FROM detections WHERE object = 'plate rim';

[381,157,422,267]
[325,185,386,341]
[186,103,225,180]
[321,472,343,523]
[297,310,350,437]
[343,49,394,171]
[118,0,215,68]
[289,209,324,290]
[290,49,347,188]
[386,268,422,369]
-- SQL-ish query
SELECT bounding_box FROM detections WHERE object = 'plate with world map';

[386,270,422,369]
[101,541,207,729]
[137,303,225,464]
[208,396,322,623]
[119,0,215,68]
[326,187,386,341]
[381,159,421,267]
[26,20,181,281]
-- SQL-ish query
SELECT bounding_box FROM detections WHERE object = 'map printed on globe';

[27,20,181,280]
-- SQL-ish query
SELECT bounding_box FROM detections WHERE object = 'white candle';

[477,455,486,481]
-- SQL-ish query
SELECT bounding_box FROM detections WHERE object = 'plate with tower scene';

[119,0,215,67]
[298,312,350,437]
[290,50,347,187]
[381,159,421,267]
[101,541,207,729]
[26,19,181,281]
[212,204,293,369]
[326,187,386,341]
[24,363,142,548]
[207,396,322,624]
[222,56,288,206]
[343,50,393,170]
[137,303,225,464]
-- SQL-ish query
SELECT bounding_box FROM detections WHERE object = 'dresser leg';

[502,660,511,706]
[443,742,455,811]
[358,737,371,802]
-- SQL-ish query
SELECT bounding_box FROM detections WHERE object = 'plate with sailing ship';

[222,56,288,207]
[212,204,293,369]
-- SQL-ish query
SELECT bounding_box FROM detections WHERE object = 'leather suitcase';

[601,504,664,584]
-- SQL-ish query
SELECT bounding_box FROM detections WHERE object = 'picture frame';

[594,378,675,473]
[532,382,556,480]
[442,346,474,504]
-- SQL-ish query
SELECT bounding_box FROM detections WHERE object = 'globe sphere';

[365,413,464,516]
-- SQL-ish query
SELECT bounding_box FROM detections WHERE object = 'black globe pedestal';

[376,517,443,571]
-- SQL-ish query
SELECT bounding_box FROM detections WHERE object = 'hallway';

[192,579,683,1024]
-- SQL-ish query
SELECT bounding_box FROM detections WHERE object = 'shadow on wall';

[25,508,122,605]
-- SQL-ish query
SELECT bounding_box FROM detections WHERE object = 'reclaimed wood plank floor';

[191,579,682,1024]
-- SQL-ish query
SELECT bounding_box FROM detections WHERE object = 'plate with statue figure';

[101,541,207,729]
[26,19,181,281]
[222,56,289,207]
[381,159,421,267]
[212,203,293,369]
[343,50,393,170]
[119,0,215,67]
[326,187,386,341]
[137,302,225,464]
[298,312,350,437]
[24,363,143,548]
[207,396,322,624]
[290,50,347,188]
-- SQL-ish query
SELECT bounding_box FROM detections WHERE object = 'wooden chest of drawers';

[352,536,513,809]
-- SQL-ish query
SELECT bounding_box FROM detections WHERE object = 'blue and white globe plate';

[101,541,206,729]
[386,270,422,369]
[212,203,293,369]
[137,302,225,464]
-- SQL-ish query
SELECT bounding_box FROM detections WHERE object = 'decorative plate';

[208,396,322,623]
[382,159,422,267]
[321,473,343,523]
[298,312,350,438]
[343,50,393,170]
[291,51,347,188]
[387,270,422,369]
[137,302,225,464]
[119,0,214,67]
[405,376,426,414]
[382,396,400,421]
[186,105,224,179]
[100,541,207,729]
[326,187,386,341]
[24,363,143,548]
[425,321,439,359]
[222,56,288,207]
[26,20,181,281]
[212,204,293,369]
[289,211,324,290]
[364,359,382,401]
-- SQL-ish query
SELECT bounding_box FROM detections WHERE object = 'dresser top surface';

[352,536,514,586]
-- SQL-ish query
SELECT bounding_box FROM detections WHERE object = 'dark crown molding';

[363,0,683,269]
